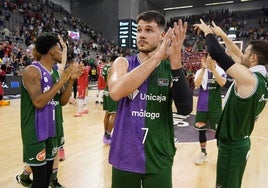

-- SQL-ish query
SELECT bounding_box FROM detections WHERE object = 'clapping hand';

[169,19,187,69]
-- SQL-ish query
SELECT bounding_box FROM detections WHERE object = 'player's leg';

[216,139,250,187]
[103,113,112,144]
[50,151,65,188]
[142,168,172,188]
[112,167,142,188]
[15,165,33,187]
[194,112,208,165]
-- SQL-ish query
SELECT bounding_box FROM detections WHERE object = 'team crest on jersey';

[128,89,139,100]
[36,149,46,161]
[158,78,169,86]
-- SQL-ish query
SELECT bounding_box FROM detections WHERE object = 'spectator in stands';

[0,63,10,106]
[90,66,97,83]
[0,43,4,59]
[2,26,10,41]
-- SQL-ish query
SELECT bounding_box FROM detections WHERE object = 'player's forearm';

[194,69,205,87]
[211,69,226,87]
[109,56,163,101]
[220,34,243,64]
[206,34,235,72]
[60,80,74,106]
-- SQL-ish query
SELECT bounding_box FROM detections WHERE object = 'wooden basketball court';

[1,88,268,188]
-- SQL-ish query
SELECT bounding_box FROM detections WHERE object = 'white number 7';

[141,128,149,144]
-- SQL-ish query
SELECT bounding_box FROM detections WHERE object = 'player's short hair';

[35,33,59,55]
[136,10,166,30]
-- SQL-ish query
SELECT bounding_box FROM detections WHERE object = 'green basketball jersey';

[216,72,268,141]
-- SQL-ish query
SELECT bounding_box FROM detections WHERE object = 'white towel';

[201,69,208,90]
[201,65,225,90]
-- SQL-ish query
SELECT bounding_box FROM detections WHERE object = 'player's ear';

[161,31,165,39]
[49,48,55,55]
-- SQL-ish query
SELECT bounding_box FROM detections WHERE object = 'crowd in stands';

[168,7,268,74]
[1,0,268,79]
[0,0,135,79]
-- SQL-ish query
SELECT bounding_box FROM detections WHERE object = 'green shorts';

[56,136,65,148]
[55,121,64,147]
[112,167,172,188]
[23,137,58,166]
[195,110,221,130]
[103,91,118,113]
[216,138,251,188]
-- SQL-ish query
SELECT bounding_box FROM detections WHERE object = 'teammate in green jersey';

[194,19,268,188]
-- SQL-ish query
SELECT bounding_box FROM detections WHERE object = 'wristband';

[206,34,235,71]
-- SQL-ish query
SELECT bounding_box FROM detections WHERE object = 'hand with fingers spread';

[57,34,68,74]
[58,34,67,50]
[155,27,174,61]
[193,19,213,36]
[173,19,187,48]
[210,21,226,38]
[169,19,188,69]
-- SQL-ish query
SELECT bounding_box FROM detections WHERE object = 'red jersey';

[97,63,106,90]
[77,65,90,99]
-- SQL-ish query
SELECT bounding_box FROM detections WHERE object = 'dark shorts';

[23,137,58,166]
[216,138,251,188]
[112,167,172,188]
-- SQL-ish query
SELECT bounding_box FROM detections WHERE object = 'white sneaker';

[195,152,208,165]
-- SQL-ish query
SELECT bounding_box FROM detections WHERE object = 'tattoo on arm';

[23,67,42,102]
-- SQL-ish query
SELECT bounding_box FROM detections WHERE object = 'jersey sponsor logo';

[207,86,217,90]
[158,78,169,86]
[48,99,59,106]
[140,93,166,103]
[208,78,216,84]
[128,89,139,100]
[131,109,160,120]
[36,149,46,161]
[29,157,35,161]
[44,75,49,82]
[43,85,51,92]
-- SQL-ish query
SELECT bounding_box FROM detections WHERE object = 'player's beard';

[138,45,157,54]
